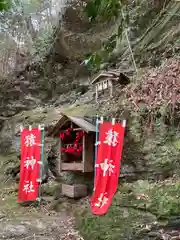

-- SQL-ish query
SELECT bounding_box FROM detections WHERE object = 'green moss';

[41,182,60,196]
[61,104,96,117]
[131,180,180,219]
[75,180,180,240]
[14,109,47,124]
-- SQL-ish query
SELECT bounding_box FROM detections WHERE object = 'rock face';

[2,60,180,186]
[0,2,180,240]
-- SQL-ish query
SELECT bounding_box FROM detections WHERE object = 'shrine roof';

[68,115,96,132]
[46,113,96,137]
[91,70,129,85]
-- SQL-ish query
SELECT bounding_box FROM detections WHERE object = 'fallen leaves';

[124,58,180,118]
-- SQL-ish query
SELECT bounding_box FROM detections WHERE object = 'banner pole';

[20,125,23,132]
[93,116,103,190]
[93,115,99,189]
[122,119,126,128]
[112,118,115,125]
[37,124,45,205]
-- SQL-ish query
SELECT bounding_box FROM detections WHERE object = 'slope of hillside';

[0,1,180,240]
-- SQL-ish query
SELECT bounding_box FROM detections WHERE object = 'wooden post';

[109,79,113,97]
[103,80,107,89]
[95,84,98,103]
[83,133,94,172]
[82,134,85,171]
[59,138,62,172]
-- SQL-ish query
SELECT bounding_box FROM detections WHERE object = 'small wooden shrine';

[91,70,130,102]
[47,113,96,198]
[47,113,96,172]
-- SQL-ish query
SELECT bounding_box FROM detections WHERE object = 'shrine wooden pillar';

[95,84,98,103]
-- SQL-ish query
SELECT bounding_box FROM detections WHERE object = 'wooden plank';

[109,79,113,97]
[95,85,98,103]
[46,116,68,137]
[74,184,87,198]
[82,134,86,172]
[61,162,83,171]
[60,128,83,132]
[61,184,87,198]
[83,133,94,172]
[103,80,108,89]
[59,138,62,172]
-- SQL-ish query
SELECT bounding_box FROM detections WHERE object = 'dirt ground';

[0,152,84,240]
[0,190,83,240]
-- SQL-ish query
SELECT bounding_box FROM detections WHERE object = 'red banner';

[91,121,125,215]
[18,128,41,202]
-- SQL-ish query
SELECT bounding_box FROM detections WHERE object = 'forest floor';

[75,179,180,240]
[0,188,83,240]
[0,153,83,240]
[0,175,180,240]
[0,151,180,240]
